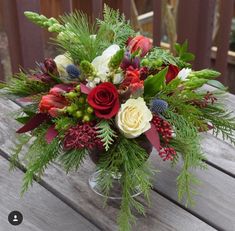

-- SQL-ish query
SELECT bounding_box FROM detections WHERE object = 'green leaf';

[207,79,228,91]
[15,116,31,124]
[180,53,195,62]
[144,67,168,97]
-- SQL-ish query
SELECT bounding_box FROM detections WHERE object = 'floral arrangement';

[2,6,235,231]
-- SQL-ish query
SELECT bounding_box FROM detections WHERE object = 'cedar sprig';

[96,120,117,151]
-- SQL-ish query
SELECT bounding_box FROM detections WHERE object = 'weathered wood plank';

[0,97,216,231]
[177,0,216,70]
[149,153,235,231]
[0,156,100,231]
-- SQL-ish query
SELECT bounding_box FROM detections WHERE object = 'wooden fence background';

[0,0,234,91]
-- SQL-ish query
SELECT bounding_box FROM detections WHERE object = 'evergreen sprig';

[97,4,135,47]
[9,134,32,171]
[58,148,88,173]
[96,120,117,151]
[21,128,60,196]
[97,136,155,231]
[5,72,50,96]
[165,110,207,206]
[201,104,235,145]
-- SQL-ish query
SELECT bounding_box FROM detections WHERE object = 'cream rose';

[116,97,152,138]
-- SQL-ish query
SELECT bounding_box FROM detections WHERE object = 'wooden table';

[0,89,235,231]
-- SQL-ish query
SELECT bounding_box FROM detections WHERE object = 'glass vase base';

[88,170,142,200]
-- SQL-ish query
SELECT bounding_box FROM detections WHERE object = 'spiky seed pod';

[150,99,168,114]
[66,64,81,79]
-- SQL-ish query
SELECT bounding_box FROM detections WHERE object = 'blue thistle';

[66,64,80,79]
[150,99,168,114]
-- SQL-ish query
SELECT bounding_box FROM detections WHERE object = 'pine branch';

[5,72,50,97]
[58,148,88,173]
[96,120,117,151]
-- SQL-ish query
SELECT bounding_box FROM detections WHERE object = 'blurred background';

[1,0,235,93]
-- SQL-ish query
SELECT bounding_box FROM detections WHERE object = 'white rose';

[54,54,73,77]
[116,97,153,138]
[91,44,120,82]
[178,68,192,81]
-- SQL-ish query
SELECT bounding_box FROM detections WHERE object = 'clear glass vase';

[88,135,153,199]
[88,170,142,199]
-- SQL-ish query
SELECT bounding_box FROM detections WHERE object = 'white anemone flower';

[91,44,120,82]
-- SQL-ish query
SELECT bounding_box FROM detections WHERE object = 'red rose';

[39,94,68,117]
[128,35,152,57]
[87,82,120,119]
[166,64,180,84]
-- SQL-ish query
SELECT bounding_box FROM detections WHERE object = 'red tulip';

[39,94,68,117]
[128,35,152,57]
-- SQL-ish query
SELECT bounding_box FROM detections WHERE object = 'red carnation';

[128,35,152,57]
[87,82,120,119]
[166,64,180,84]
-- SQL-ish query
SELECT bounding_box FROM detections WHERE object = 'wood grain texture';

[149,153,235,231]
[0,96,216,231]
[0,156,99,231]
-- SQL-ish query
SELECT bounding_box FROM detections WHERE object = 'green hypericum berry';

[87,107,94,114]
[75,85,81,92]
[83,114,91,122]
[65,91,78,99]
[75,111,83,118]
[78,96,85,104]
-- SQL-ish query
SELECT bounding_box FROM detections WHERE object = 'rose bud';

[39,94,68,117]
[44,58,59,75]
[128,35,152,57]
[166,64,180,84]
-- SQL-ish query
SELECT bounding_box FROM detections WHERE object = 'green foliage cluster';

[201,104,235,145]
[164,110,207,206]
[96,136,155,231]
[53,4,134,63]
[5,72,50,96]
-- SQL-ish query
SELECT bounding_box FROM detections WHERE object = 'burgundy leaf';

[45,125,58,143]
[16,113,50,133]
[145,123,160,152]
